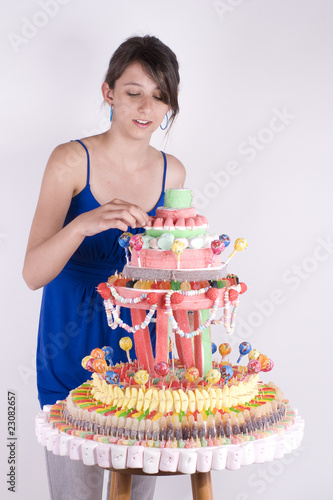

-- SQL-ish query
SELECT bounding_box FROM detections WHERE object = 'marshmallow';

[143,448,161,474]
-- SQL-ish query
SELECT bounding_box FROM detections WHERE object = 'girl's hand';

[75,198,150,236]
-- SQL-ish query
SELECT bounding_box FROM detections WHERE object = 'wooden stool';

[105,468,213,500]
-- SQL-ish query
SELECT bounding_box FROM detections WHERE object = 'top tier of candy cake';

[123,188,234,281]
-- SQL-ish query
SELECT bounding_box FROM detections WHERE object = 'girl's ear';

[101,82,114,106]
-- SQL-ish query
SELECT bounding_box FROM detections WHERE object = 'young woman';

[23,35,185,500]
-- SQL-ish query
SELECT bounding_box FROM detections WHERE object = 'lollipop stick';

[177,256,180,270]
[207,256,214,268]
[125,248,129,265]
[225,250,236,265]
[126,350,132,363]
[137,252,141,267]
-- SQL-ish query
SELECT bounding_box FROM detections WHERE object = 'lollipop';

[205,368,221,389]
[237,342,252,364]
[171,240,185,269]
[85,358,95,372]
[129,235,144,267]
[119,337,133,363]
[220,365,233,384]
[90,348,104,359]
[102,346,114,365]
[211,342,217,355]
[92,358,107,373]
[81,355,91,370]
[219,343,231,361]
[118,232,133,264]
[154,362,169,389]
[219,234,231,247]
[134,369,149,390]
[261,358,274,372]
[184,367,199,387]
[225,238,248,265]
[247,359,261,375]
[105,370,122,387]
[257,354,273,372]
[248,349,261,361]
[208,240,225,267]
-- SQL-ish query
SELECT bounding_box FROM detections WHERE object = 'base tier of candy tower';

[37,189,304,474]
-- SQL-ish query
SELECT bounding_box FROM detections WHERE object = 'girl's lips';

[133,119,152,129]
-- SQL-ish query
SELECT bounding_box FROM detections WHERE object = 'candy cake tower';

[38,189,304,474]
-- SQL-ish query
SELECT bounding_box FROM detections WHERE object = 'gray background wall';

[1,0,331,498]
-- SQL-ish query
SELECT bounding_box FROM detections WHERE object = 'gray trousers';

[45,449,156,500]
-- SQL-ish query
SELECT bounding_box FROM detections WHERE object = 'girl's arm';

[22,143,150,290]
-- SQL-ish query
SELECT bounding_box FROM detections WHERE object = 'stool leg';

[110,472,132,500]
[191,472,213,500]
[109,472,116,499]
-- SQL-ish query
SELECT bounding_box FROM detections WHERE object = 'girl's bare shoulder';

[164,153,186,188]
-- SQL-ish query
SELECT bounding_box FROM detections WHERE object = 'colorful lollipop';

[220,365,233,384]
[119,337,133,363]
[102,346,114,365]
[257,354,273,372]
[129,235,144,267]
[219,343,231,361]
[105,370,123,388]
[118,232,133,264]
[219,234,231,247]
[237,342,252,364]
[81,355,91,370]
[184,367,199,387]
[92,358,108,373]
[225,238,248,265]
[90,348,104,359]
[208,240,225,267]
[154,361,169,389]
[261,358,274,372]
[205,368,221,389]
[171,240,185,269]
[248,349,261,361]
[134,369,149,390]
[247,359,261,375]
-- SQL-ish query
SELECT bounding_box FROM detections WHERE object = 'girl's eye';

[128,92,140,97]
[154,96,163,101]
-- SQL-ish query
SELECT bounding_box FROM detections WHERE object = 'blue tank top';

[36,140,167,407]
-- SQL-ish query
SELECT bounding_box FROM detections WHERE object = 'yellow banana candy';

[127,388,138,410]
[173,390,181,413]
[178,389,189,413]
[136,388,144,412]
[149,389,159,412]
[158,390,166,413]
[195,389,204,412]
[165,390,173,413]
[209,388,217,410]
[188,390,196,413]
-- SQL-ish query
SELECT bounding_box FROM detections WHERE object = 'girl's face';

[108,62,170,138]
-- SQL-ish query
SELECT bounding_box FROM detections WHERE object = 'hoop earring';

[160,113,169,130]
[110,104,113,122]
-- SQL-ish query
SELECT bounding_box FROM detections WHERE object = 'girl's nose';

[138,95,152,113]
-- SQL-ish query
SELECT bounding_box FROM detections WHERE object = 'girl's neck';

[99,127,153,170]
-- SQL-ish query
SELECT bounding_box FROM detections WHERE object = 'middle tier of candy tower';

[100,277,246,378]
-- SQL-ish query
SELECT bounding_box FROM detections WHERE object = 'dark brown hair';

[104,35,180,126]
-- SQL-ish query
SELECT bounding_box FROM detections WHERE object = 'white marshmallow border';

[36,407,304,474]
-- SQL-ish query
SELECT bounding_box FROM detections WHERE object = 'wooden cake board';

[105,468,213,500]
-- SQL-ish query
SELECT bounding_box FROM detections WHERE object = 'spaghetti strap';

[71,139,90,186]
[161,151,167,193]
